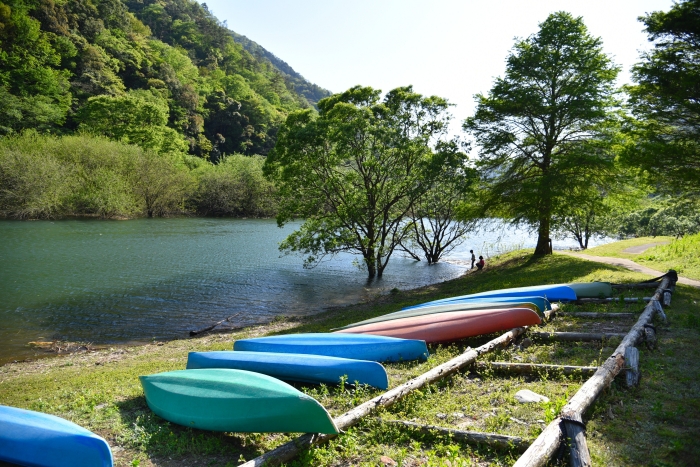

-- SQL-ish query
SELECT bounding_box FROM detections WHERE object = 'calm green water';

[0,218,467,363]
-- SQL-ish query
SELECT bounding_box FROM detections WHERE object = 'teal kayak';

[0,405,113,467]
[233,333,429,362]
[140,369,338,434]
[187,351,389,389]
[567,282,613,298]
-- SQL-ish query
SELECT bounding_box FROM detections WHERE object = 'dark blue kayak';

[406,284,577,308]
[401,295,552,313]
[233,333,429,362]
[0,405,113,467]
[187,351,389,389]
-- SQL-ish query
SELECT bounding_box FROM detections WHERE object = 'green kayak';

[139,369,338,434]
[567,282,613,298]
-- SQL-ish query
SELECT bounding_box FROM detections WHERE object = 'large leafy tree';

[625,0,700,194]
[265,85,464,278]
[464,12,620,255]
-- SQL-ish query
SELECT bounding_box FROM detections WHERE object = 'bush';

[193,154,277,217]
[0,135,77,219]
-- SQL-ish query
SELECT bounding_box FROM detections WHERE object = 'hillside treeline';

[0,132,277,219]
[0,0,328,158]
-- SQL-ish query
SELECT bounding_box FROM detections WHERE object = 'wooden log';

[576,297,650,304]
[663,291,672,306]
[513,274,672,467]
[643,324,657,350]
[530,331,626,342]
[624,347,640,388]
[612,283,661,289]
[379,419,531,452]
[652,300,668,323]
[238,327,528,467]
[543,304,560,321]
[561,410,591,467]
[189,312,242,336]
[475,362,598,377]
[561,312,636,319]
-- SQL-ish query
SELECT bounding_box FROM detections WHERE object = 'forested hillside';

[0,0,330,159]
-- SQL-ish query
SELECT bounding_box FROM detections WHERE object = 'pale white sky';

[201,0,673,130]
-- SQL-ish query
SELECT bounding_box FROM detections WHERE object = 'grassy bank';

[1,251,699,466]
[586,235,700,280]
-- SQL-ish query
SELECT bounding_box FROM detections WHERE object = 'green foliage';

[403,160,481,263]
[0,0,328,159]
[624,0,700,194]
[464,11,621,255]
[193,154,278,217]
[615,197,700,238]
[266,85,465,278]
[76,92,189,155]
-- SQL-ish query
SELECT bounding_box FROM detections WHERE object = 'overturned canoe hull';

[401,295,552,313]
[335,307,542,343]
[187,351,389,389]
[140,369,338,434]
[407,284,577,308]
[567,282,613,298]
[0,405,113,467]
[335,301,541,332]
[233,333,429,362]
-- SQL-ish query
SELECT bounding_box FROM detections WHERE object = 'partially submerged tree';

[401,155,480,264]
[624,0,700,195]
[464,12,620,255]
[265,86,464,278]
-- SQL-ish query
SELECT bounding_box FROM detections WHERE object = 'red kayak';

[335,307,541,343]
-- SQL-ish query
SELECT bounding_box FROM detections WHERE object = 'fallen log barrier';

[474,362,598,377]
[530,331,626,342]
[238,327,529,467]
[559,312,637,319]
[379,419,531,453]
[576,297,650,304]
[512,272,674,467]
[611,283,660,290]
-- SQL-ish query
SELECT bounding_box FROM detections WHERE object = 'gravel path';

[558,251,700,288]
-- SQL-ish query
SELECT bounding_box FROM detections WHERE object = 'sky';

[200,0,675,132]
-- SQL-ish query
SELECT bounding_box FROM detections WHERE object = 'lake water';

[0,218,611,363]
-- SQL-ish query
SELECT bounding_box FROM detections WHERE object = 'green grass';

[585,236,675,259]
[637,232,700,280]
[585,235,700,280]
[1,251,699,466]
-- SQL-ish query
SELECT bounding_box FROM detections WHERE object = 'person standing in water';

[470,250,476,269]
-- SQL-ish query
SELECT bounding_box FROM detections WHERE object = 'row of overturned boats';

[1,278,674,467]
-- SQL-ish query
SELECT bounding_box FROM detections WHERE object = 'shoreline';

[2,250,698,466]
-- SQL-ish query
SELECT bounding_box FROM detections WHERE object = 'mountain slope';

[0,0,330,159]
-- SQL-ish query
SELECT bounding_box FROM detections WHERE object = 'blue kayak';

[401,295,552,313]
[187,351,389,389]
[0,405,113,467]
[233,333,429,362]
[407,284,577,308]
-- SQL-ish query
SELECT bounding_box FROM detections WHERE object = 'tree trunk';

[365,248,377,278]
[534,215,551,255]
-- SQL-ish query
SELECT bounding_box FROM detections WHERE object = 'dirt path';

[622,241,670,254]
[558,251,700,288]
